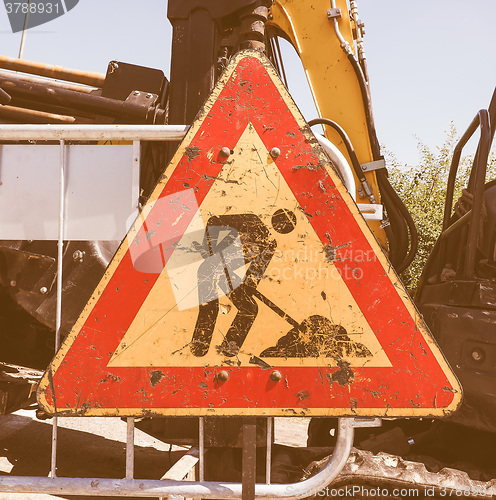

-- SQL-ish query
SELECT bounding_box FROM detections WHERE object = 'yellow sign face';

[108,123,389,369]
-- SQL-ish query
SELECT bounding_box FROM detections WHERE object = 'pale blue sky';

[360,0,496,164]
[1,0,495,166]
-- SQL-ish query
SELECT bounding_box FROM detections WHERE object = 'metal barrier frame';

[0,125,380,498]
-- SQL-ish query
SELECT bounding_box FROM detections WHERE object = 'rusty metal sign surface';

[38,50,461,417]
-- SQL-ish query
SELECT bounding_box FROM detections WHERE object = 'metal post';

[18,0,31,59]
[133,140,141,211]
[242,418,257,500]
[50,416,58,478]
[55,139,65,352]
[50,139,66,478]
[199,417,205,482]
[126,418,135,480]
[266,417,272,484]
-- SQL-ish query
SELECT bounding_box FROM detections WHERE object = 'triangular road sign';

[38,50,461,417]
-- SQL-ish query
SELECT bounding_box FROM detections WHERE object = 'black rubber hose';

[383,222,397,265]
[376,175,403,252]
[388,179,418,271]
[308,116,409,266]
[377,170,419,272]
[308,118,367,186]
[345,52,410,266]
[345,50,419,271]
[346,52,381,159]
[311,42,419,271]
[378,177,409,268]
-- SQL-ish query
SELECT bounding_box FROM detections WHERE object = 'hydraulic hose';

[329,0,380,158]
[378,170,418,272]
[345,51,381,159]
[379,181,407,263]
[308,118,376,203]
[390,179,419,271]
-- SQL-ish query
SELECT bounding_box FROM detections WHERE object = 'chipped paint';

[149,371,164,387]
[328,360,354,387]
[185,146,201,161]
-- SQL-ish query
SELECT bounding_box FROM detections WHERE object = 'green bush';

[386,123,496,289]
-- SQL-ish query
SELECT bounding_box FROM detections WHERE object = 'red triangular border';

[39,51,461,417]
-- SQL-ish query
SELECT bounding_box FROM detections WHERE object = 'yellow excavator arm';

[269,0,386,245]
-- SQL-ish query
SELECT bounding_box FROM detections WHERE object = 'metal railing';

[0,418,378,498]
[0,124,189,142]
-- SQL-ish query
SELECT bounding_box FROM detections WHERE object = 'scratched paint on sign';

[108,123,389,368]
[38,50,461,417]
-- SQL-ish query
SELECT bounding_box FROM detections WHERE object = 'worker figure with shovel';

[190,209,296,357]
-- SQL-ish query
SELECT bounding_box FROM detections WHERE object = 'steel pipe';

[9,95,104,121]
[199,416,205,482]
[315,134,356,200]
[0,105,75,123]
[0,68,100,94]
[50,139,66,479]
[0,55,105,87]
[266,417,273,485]
[0,124,189,141]
[329,0,351,53]
[0,419,357,498]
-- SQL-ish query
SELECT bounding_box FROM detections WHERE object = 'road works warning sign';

[38,50,461,417]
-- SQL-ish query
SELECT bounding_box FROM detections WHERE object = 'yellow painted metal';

[269,0,386,246]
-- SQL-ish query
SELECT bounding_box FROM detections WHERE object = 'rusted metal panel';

[38,50,461,417]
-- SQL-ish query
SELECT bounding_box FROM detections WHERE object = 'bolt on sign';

[38,50,461,417]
